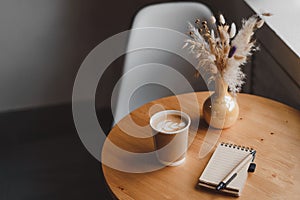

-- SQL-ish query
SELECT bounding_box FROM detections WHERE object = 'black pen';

[216,151,256,191]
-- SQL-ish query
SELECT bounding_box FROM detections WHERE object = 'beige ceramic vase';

[203,75,239,129]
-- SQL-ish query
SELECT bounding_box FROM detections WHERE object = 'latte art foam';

[156,120,186,132]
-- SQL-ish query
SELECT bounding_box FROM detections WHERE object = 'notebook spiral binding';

[220,142,255,152]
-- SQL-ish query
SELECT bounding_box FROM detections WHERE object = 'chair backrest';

[112,2,213,124]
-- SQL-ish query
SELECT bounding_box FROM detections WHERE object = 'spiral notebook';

[198,142,255,196]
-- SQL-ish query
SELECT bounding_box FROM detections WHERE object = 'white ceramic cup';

[150,110,191,166]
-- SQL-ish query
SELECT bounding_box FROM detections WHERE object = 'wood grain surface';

[102,92,300,199]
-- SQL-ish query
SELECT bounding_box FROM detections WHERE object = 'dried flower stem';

[184,14,264,93]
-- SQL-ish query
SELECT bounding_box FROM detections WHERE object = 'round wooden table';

[102,92,300,199]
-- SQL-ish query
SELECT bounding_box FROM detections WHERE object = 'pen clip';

[251,150,256,162]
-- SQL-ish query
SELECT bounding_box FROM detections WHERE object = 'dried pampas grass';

[184,14,265,93]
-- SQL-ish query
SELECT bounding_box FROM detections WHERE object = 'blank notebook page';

[199,143,253,192]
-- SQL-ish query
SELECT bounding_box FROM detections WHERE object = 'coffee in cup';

[150,110,191,166]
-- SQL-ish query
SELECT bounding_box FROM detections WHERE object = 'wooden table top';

[102,92,300,199]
